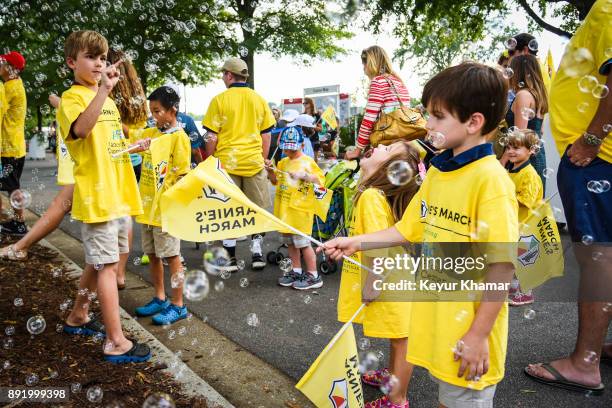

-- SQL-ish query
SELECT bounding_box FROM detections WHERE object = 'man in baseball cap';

[0,51,26,73]
[220,57,249,81]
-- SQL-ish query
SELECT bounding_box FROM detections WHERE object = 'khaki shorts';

[430,374,497,408]
[229,169,271,210]
[280,233,311,249]
[141,224,180,258]
[81,216,130,265]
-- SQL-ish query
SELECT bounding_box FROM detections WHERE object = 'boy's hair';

[147,86,180,112]
[509,54,548,115]
[107,49,147,126]
[422,62,508,135]
[354,141,421,222]
[64,30,108,61]
[507,129,540,152]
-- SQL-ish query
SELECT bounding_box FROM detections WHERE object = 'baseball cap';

[279,127,304,151]
[221,57,249,78]
[291,114,315,128]
[0,51,26,71]
[280,109,299,123]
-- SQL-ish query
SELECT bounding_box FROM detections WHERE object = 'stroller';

[266,159,360,274]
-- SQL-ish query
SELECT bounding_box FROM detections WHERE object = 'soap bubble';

[9,189,32,209]
[170,271,185,288]
[380,374,399,395]
[279,257,293,273]
[26,315,46,335]
[426,131,446,149]
[236,259,245,271]
[592,251,603,261]
[560,47,594,78]
[214,281,225,292]
[269,15,281,28]
[528,39,538,52]
[468,5,479,15]
[599,180,611,192]
[523,309,536,320]
[577,102,589,113]
[25,373,39,386]
[581,235,594,245]
[71,383,81,393]
[167,330,176,340]
[14,298,23,307]
[142,393,176,408]
[578,75,599,93]
[502,67,514,79]
[303,295,312,304]
[246,313,260,327]
[505,37,517,50]
[203,246,230,276]
[587,180,604,193]
[592,84,610,99]
[584,350,599,364]
[358,351,380,373]
[498,136,508,147]
[543,168,554,178]
[241,18,255,32]
[312,324,322,335]
[86,385,103,403]
[238,46,248,57]
[239,278,249,288]
[358,337,371,351]
[5,326,15,336]
[183,270,210,301]
[3,338,14,349]
[520,107,536,121]
[387,160,413,186]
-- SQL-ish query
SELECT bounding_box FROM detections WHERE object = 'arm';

[321,225,407,261]
[205,131,218,157]
[261,132,271,159]
[511,90,534,130]
[264,159,277,185]
[356,78,385,150]
[191,147,203,164]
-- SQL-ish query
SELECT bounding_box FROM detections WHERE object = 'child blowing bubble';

[265,127,325,290]
[504,129,543,306]
[339,141,421,408]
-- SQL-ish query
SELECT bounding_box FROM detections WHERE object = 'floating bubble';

[560,47,594,78]
[214,281,225,292]
[203,246,230,276]
[14,298,23,307]
[269,15,281,28]
[3,361,11,370]
[183,270,210,301]
[577,102,589,113]
[358,337,371,351]
[9,189,32,209]
[387,160,413,186]
[246,313,260,327]
[178,326,187,336]
[239,278,249,288]
[600,180,611,192]
[426,131,446,148]
[528,39,538,52]
[592,251,603,261]
[518,81,525,88]
[312,324,322,335]
[71,383,82,393]
[543,168,554,178]
[171,271,185,288]
[586,180,604,193]
[26,315,46,335]
[521,107,536,121]
[143,40,154,51]
[25,373,39,386]
[168,330,176,340]
[3,338,14,349]
[498,136,508,147]
[468,5,479,15]
[5,326,15,336]
[279,257,293,273]
[603,303,612,313]
[502,67,514,80]
[358,351,380,373]
[142,393,176,408]
[439,18,449,28]
[505,37,517,50]
[592,84,610,99]
[238,46,248,57]
[603,123,612,134]
[584,350,599,364]
[86,385,103,403]
[578,75,599,93]
[242,18,255,32]
[380,374,399,395]
[303,294,312,304]
[455,309,469,322]
[236,259,246,271]
[523,309,536,320]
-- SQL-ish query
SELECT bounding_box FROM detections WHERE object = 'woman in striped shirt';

[345,46,410,160]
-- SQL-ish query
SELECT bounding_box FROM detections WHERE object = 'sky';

[177,7,570,116]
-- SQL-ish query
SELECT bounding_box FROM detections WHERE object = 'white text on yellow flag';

[160,157,279,241]
[516,199,564,291]
[296,323,364,408]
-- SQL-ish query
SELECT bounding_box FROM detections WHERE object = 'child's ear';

[466,112,486,135]
[66,57,76,70]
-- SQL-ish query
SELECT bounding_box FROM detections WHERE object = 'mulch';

[0,239,211,407]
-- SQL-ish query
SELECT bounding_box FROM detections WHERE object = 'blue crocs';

[135,297,169,317]
[104,341,151,364]
[63,317,105,337]
[152,304,188,325]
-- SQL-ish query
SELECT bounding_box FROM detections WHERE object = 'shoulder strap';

[383,75,406,108]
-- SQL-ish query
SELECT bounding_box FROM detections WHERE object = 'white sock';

[293,268,302,275]
[308,271,318,278]
[222,239,236,248]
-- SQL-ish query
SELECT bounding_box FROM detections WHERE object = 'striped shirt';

[357,75,410,149]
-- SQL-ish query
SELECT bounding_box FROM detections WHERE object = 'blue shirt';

[178,112,203,149]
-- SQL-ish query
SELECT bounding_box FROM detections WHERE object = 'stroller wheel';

[266,251,278,264]
[319,260,336,275]
[274,252,285,264]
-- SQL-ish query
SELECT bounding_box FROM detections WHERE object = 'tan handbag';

[369,76,427,147]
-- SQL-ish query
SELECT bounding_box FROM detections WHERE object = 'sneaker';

[135,297,170,317]
[508,291,534,306]
[152,304,188,325]
[0,220,28,237]
[104,340,151,364]
[219,257,239,273]
[365,396,408,408]
[251,253,266,270]
[361,368,390,387]
[292,273,323,290]
[278,271,301,287]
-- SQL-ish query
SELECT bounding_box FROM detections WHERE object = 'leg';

[149,254,166,300]
[116,217,132,287]
[1,184,73,255]
[65,263,97,326]
[388,338,413,405]
[97,263,132,354]
[167,255,183,307]
[302,245,317,273]
[287,244,301,270]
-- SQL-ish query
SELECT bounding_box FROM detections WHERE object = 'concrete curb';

[40,238,234,408]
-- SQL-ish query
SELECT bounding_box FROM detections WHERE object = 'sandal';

[524,363,604,395]
[361,367,390,387]
[0,245,27,261]
[365,396,409,408]
[63,317,106,337]
[104,340,151,364]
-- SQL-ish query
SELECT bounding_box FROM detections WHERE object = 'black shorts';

[0,156,25,193]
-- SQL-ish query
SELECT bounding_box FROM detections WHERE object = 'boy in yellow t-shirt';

[322,63,518,408]
[504,129,543,307]
[57,30,149,364]
[0,51,28,236]
[127,86,191,325]
[265,126,325,290]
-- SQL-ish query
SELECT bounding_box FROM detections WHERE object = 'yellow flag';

[515,200,564,291]
[161,157,281,241]
[546,48,556,80]
[296,323,364,408]
[321,105,338,130]
[311,184,333,221]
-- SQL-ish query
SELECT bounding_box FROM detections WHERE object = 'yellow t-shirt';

[508,162,543,223]
[550,0,612,163]
[395,148,518,390]
[56,118,75,186]
[57,85,142,223]
[202,84,276,177]
[273,153,324,234]
[130,126,191,227]
[0,82,6,155]
[338,188,412,338]
[1,78,27,158]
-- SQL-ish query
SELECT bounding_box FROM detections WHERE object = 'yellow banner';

[296,323,364,408]
[161,157,281,241]
[516,200,564,290]
[546,48,556,80]
[321,105,338,130]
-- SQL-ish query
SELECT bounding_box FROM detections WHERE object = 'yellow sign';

[321,105,338,130]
